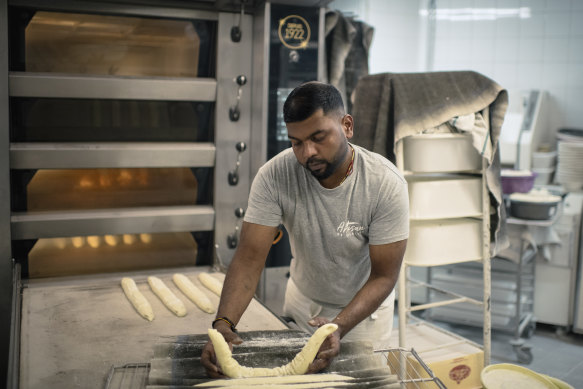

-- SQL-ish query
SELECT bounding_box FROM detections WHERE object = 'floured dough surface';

[147,276,187,317]
[173,273,215,314]
[208,323,338,378]
[198,272,223,296]
[121,277,154,321]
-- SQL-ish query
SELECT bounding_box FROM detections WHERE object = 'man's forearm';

[215,253,264,326]
[213,222,278,327]
[330,239,407,337]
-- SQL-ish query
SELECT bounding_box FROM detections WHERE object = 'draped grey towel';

[351,71,509,255]
[325,10,374,113]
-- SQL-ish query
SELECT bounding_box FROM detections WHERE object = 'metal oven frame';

[0,1,257,385]
[0,1,330,386]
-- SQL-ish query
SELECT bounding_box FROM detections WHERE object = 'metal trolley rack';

[395,135,492,367]
[426,204,562,364]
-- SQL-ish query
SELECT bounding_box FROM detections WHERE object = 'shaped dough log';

[197,382,398,389]
[147,276,187,317]
[208,323,338,378]
[194,373,353,387]
[198,272,223,296]
[121,277,154,321]
[172,273,215,314]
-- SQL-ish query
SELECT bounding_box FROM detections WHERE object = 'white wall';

[329,0,583,135]
[330,0,426,73]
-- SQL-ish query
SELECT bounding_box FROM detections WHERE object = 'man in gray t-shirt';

[202,81,409,377]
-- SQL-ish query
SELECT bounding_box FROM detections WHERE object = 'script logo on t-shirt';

[336,220,365,238]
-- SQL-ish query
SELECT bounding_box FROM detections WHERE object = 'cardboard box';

[387,322,484,388]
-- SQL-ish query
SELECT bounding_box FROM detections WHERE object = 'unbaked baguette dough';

[195,382,351,388]
[208,323,338,378]
[121,277,154,321]
[198,272,223,296]
[197,383,399,389]
[172,273,215,314]
[147,276,187,317]
[194,373,353,387]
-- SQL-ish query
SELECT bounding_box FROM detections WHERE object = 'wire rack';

[375,347,447,389]
[104,363,150,389]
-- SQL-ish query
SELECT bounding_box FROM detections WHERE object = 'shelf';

[11,205,215,239]
[10,142,216,169]
[9,72,217,101]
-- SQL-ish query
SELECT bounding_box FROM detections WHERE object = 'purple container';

[501,171,537,194]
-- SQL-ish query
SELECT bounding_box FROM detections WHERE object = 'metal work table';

[18,266,287,388]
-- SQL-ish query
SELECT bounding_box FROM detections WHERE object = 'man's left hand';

[306,317,341,374]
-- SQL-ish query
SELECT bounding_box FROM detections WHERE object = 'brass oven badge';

[278,14,311,49]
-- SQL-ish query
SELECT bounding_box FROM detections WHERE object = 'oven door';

[3,2,259,388]
[7,3,254,278]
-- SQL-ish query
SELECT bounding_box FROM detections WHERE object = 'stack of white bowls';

[531,149,557,185]
[556,129,583,191]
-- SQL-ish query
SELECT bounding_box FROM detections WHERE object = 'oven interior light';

[104,235,119,246]
[53,238,67,249]
[139,233,152,244]
[123,234,137,245]
[87,236,101,248]
[65,234,147,248]
[72,236,85,248]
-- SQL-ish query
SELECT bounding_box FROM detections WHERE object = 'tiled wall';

[432,0,583,135]
[329,0,425,73]
[330,0,583,136]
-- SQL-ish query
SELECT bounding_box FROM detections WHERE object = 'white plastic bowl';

[407,175,482,219]
[532,150,557,169]
[404,218,483,266]
[532,167,555,185]
[403,133,482,173]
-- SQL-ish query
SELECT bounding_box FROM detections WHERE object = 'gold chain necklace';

[338,146,355,186]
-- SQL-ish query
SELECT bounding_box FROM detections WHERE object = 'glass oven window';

[27,232,207,278]
[8,8,218,278]
[11,167,213,212]
[10,98,214,142]
[27,168,210,211]
[10,10,216,78]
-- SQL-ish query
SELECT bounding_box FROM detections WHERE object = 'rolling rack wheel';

[522,321,536,339]
[510,339,533,364]
[514,344,533,364]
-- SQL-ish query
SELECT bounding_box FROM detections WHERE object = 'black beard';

[306,158,335,179]
[305,142,349,180]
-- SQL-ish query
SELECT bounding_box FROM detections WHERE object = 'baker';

[201,81,409,377]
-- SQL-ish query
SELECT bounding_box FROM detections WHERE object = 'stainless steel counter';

[19,266,288,388]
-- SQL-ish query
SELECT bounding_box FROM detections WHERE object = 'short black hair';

[283,81,345,123]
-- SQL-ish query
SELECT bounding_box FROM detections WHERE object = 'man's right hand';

[200,323,243,378]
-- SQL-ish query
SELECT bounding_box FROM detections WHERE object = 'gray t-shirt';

[244,143,409,306]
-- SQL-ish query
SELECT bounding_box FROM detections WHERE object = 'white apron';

[282,278,395,351]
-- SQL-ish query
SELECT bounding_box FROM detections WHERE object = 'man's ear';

[342,114,354,139]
